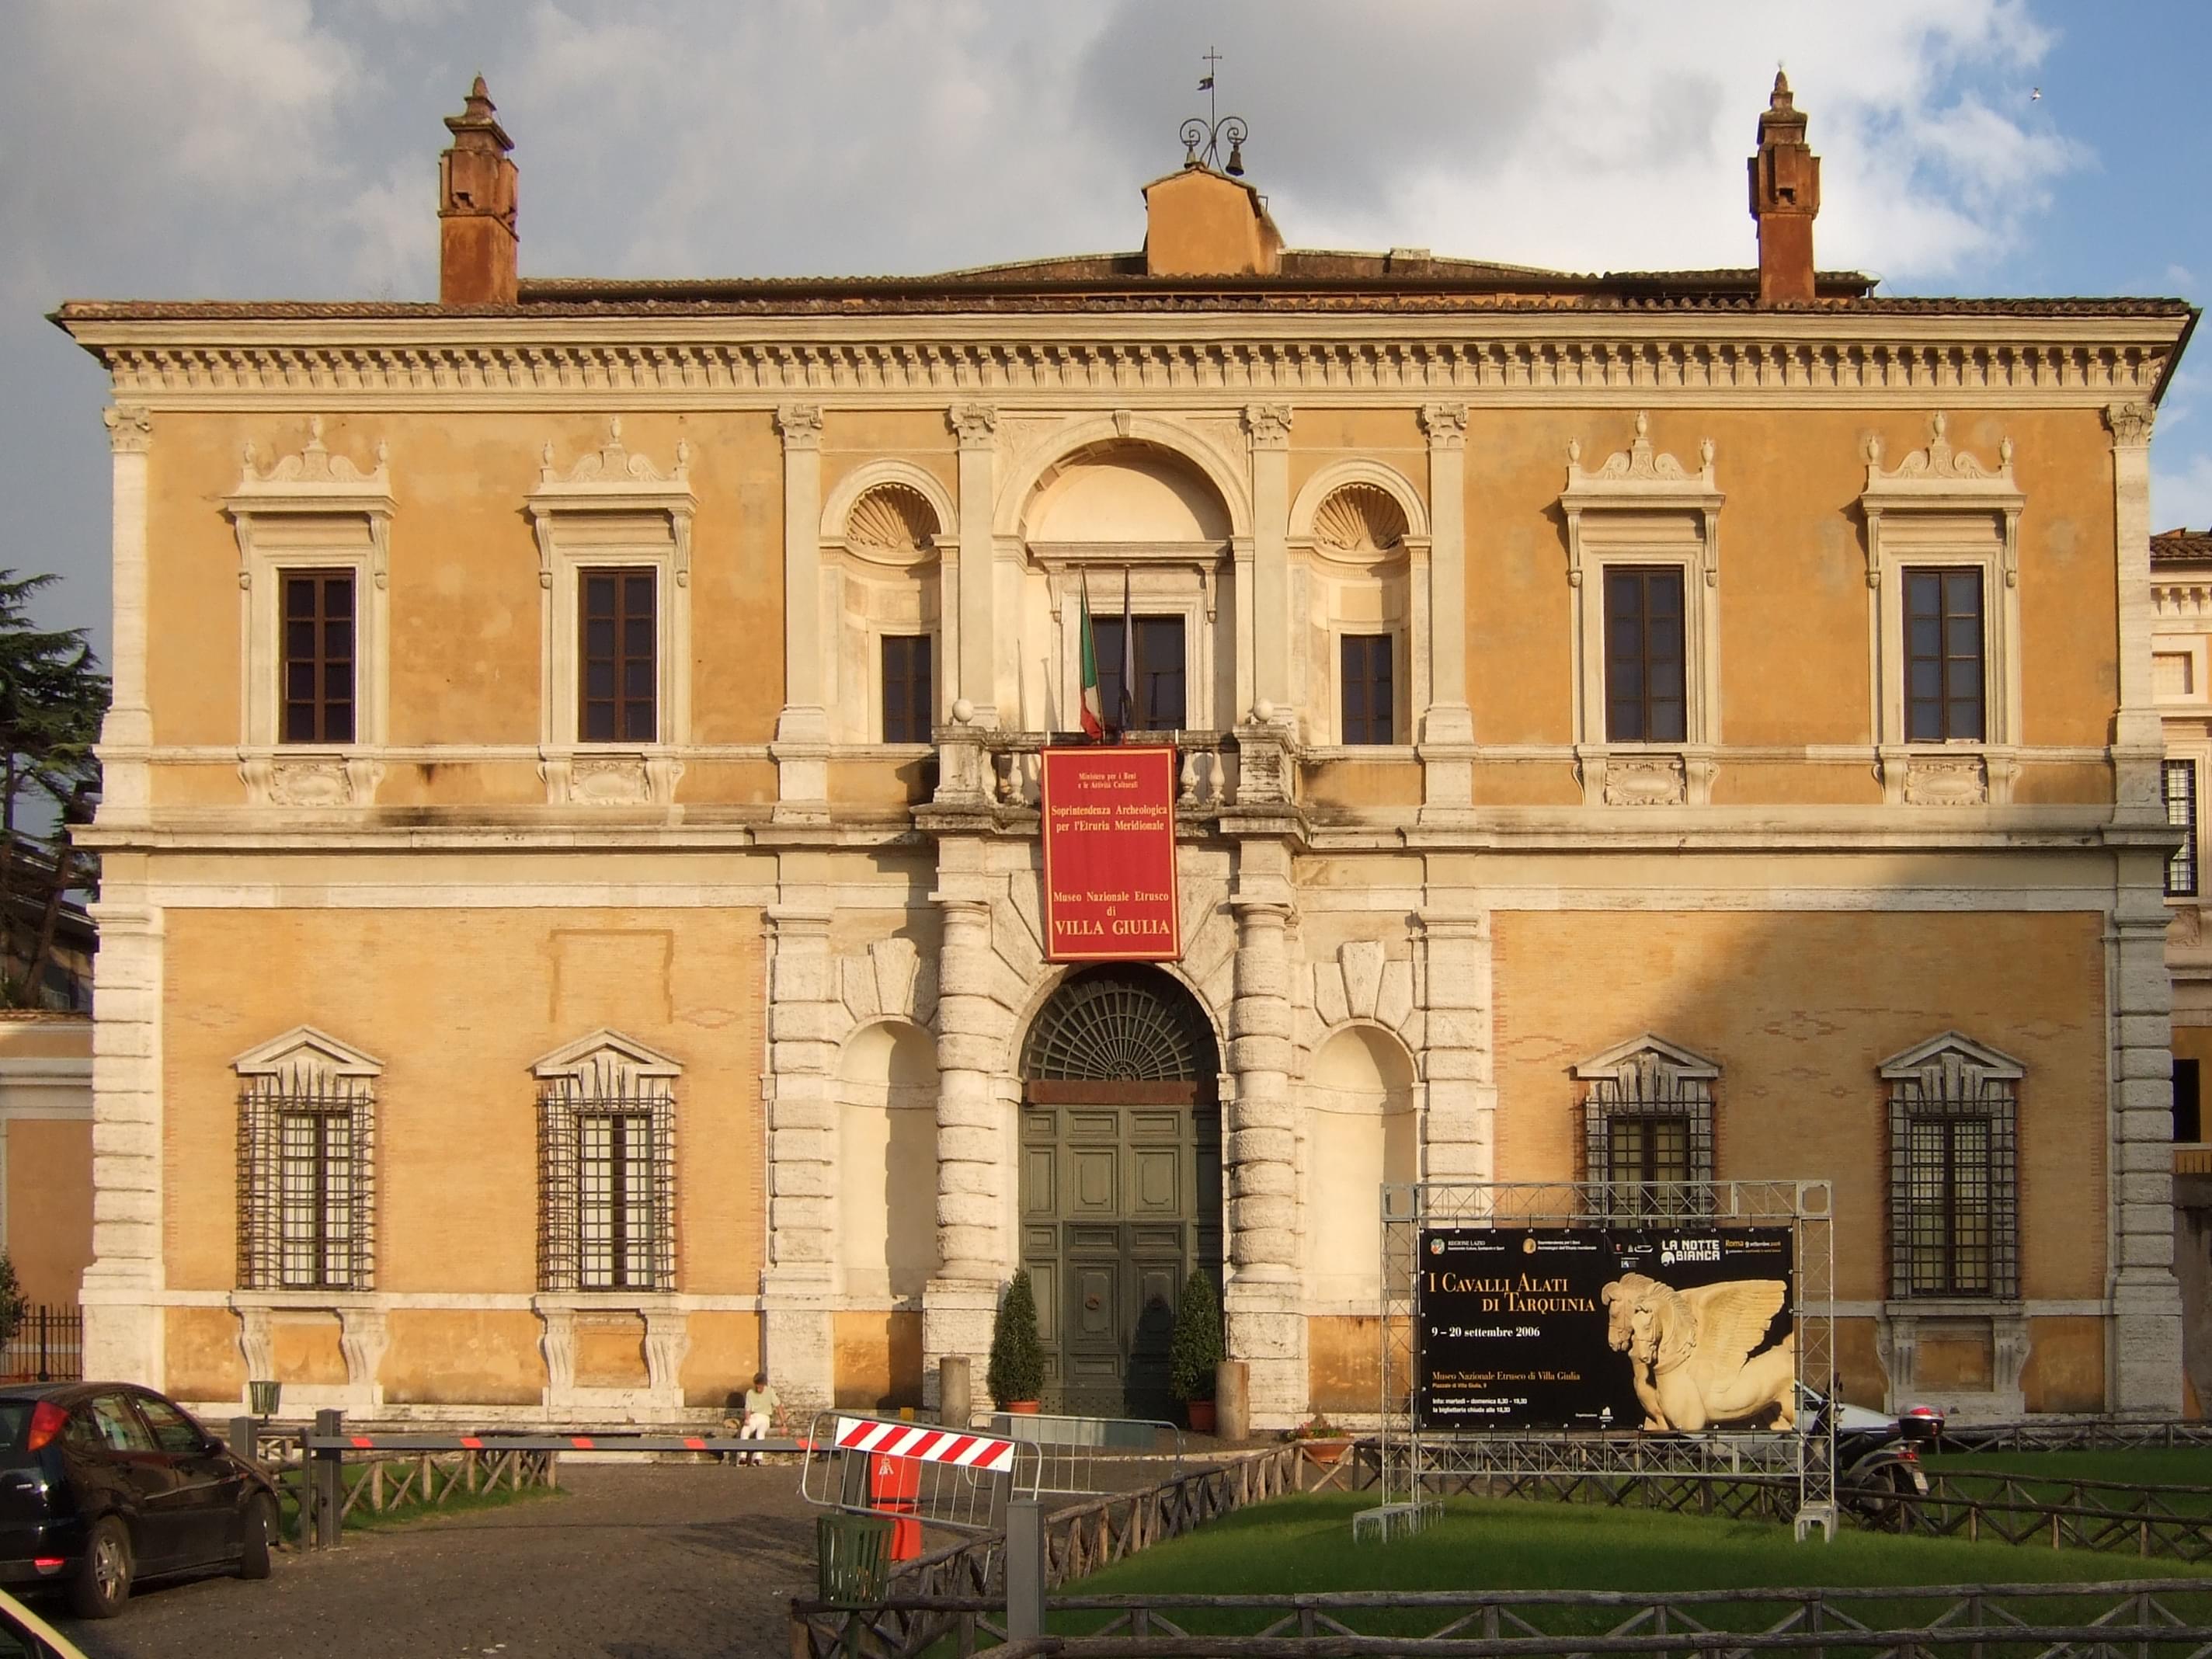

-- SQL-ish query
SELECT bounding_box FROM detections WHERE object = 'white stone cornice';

[62,311,2187,408]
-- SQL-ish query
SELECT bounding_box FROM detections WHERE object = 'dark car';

[0,1384,278,1619]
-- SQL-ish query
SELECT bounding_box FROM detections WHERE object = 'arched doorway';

[1019,965,1222,1417]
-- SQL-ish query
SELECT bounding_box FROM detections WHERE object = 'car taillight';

[25,1400,67,1452]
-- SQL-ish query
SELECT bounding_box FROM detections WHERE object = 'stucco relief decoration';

[539,751,683,808]
[1901,754,1989,808]
[1860,412,2022,590]
[228,416,395,591]
[1561,413,1721,590]
[845,483,940,567]
[1313,484,1408,560]
[240,754,384,810]
[529,417,694,589]
[1602,753,1689,807]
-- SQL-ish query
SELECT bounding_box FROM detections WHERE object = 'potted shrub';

[1168,1269,1223,1434]
[987,1268,1045,1413]
[1284,1412,1352,1465]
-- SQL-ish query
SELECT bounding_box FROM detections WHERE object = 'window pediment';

[1878,1030,2025,1087]
[1574,1034,1720,1090]
[532,1028,683,1095]
[233,1024,383,1090]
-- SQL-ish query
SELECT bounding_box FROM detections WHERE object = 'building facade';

[57,77,2194,1425]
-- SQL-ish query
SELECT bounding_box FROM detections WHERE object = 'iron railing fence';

[805,1579,2212,1658]
[0,1303,82,1382]
[1935,1420,2212,1454]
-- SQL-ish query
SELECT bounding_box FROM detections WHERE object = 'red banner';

[1040,746,1181,962]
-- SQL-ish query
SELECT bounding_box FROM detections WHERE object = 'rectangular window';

[2168,760,2200,898]
[1904,568,1986,743]
[1341,634,1394,745]
[578,1111,656,1291]
[882,634,934,745]
[1904,1115,1993,1295]
[2177,1058,2203,1145]
[280,571,355,744]
[1609,1115,1690,1186]
[1093,614,1187,732]
[1603,568,1687,743]
[579,569,657,743]
[276,1109,354,1290]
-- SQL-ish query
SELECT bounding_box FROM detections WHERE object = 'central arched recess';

[1019,965,1223,1418]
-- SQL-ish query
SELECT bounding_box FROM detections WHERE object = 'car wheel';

[67,1515,133,1619]
[237,1492,276,1580]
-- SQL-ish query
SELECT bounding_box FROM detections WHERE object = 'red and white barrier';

[831,1416,1017,1474]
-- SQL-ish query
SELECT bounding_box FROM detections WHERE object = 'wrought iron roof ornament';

[1181,46,1247,176]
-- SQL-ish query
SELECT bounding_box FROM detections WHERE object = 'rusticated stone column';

[923,854,1007,1400]
[760,904,837,1410]
[1224,837,1303,1424]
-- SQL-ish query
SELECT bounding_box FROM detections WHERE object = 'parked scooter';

[1804,1388,1946,1525]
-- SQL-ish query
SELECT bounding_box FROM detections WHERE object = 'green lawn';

[1040,1493,2212,1639]
[1927,1448,2212,1509]
[274,1462,560,1537]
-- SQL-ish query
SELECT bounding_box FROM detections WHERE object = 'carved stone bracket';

[337,1308,389,1406]
[642,1311,690,1399]
[235,1304,275,1384]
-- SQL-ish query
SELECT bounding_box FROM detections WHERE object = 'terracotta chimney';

[1747,71,1820,304]
[439,76,517,306]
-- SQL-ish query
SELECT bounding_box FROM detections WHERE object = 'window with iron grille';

[238,1069,375,1292]
[1340,634,1394,745]
[280,570,356,744]
[579,568,657,743]
[882,634,933,744]
[1885,1036,2019,1300]
[539,1069,676,1292]
[2166,759,2199,898]
[1904,568,1985,743]
[1577,1038,1716,1220]
[1603,567,1688,743]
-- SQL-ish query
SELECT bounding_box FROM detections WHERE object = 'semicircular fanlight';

[1313,482,1407,554]
[1022,967,1217,1083]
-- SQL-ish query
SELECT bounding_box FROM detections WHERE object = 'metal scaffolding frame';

[1376,1179,1835,1539]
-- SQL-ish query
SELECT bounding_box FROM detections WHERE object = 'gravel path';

[43,1462,824,1659]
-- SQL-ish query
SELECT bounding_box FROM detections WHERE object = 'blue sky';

[2,0,2207,660]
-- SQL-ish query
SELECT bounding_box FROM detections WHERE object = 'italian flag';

[1077,576,1106,740]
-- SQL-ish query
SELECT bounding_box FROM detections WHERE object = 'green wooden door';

[1021,1082,1221,1419]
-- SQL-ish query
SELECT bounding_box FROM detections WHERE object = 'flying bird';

[2030,86,2042,101]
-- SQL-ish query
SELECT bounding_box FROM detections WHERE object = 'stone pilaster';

[2113,873,2186,1413]
[2104,399,2185,1414]
[760,903,838,1409]
[1226,836,1303,1424]
[1244,404,1292,715]
[951,405,1000,728]
[1417,904,1496,1181]
[773,404,830,817]
[1419,403,1474,815]
[99,406,153,819]
[923,842,1009,1398]
[81,886,165,1386]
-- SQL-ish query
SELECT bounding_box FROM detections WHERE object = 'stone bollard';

[1215,1359,1250,1444]
[938,1355,973,1429]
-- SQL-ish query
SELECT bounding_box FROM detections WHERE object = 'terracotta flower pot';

[1300,1437,1351,1466]
[1003,1400,1042,1414]
[1186,1399,1216,1435]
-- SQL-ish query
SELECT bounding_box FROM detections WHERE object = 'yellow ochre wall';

[159,905,767,1298]
[1492,906,2110,1310]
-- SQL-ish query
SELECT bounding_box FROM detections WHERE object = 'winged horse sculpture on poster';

[1601,1271,1796,1431]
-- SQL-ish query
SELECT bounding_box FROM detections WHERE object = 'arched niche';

[1301,1024,1417,1308]
[836,1019,940,1303]
[825,477,947,743]
[1011,437,1240,735]
[1289,467,1430,746]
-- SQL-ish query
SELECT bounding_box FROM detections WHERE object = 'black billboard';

[1415,1226,1796,1433]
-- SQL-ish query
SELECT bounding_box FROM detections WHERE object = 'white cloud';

[2157,453,2212,534]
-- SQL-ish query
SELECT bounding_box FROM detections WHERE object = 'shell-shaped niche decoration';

[846,483,941,565]
[1313,483,1407,558]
